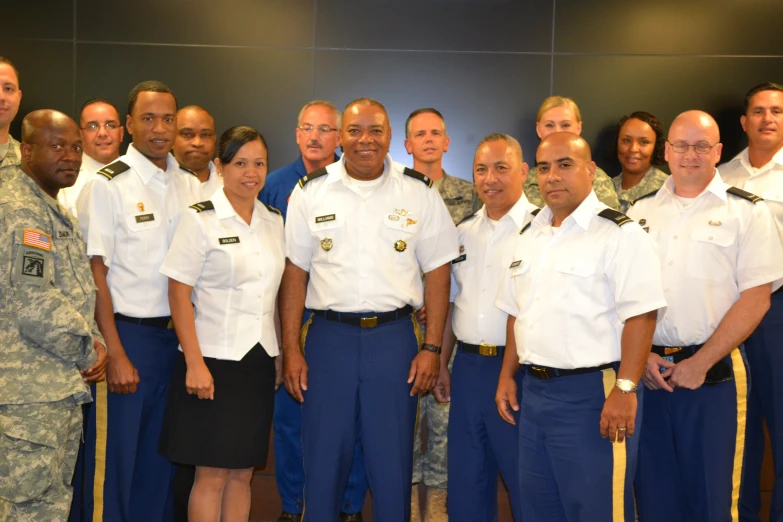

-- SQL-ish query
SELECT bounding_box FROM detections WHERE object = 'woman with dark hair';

[611,111,669,212]
[158,126,284,521]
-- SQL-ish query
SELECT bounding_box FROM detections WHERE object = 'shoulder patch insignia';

[297,167,329,189]
[630,190,659,206]
[189,200,215,213]
[96,160,130,181]
[180,165,198,177]
[403,167,433,188]
[457,212,478,227]
[519,208,541,235]
[598,208,633,226]
[265,204,282,217]
[727,186,762,204]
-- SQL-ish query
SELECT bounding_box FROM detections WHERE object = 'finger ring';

[618,427,627,431]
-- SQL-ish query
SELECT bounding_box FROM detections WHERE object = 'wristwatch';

[614,379,638,393]
[421,343,442,355]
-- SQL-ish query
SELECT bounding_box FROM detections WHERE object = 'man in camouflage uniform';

[404,108,480,522]
[524,164,621,210]
[0,110,106,522]
[0,57,23,186]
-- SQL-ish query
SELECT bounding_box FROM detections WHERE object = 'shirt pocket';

[307,213,344,264]
[554,257,601,308]
[382,215,419,264]
[687,225,735,282]
[123,212,162,263]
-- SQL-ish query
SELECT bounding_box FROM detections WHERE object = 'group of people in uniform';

[1,51,782,522]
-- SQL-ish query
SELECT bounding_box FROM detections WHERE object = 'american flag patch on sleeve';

[23,229,52,251]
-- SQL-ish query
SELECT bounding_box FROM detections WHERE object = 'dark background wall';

[4,0,783,181]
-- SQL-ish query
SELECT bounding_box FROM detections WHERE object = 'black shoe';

[277,512,303,522]
[339,513,364,522]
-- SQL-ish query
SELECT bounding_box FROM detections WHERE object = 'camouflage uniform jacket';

[524,165,621,210]
[613,167,669,213]
[437,171,482,225]
[0,169,99,405]
[0,135,21,186]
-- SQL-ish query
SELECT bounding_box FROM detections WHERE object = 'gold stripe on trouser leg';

[730,348,748,522]
[601,368,626,522]
[92,380,109,522]
[299,311,314,521]
[412,315,424,436]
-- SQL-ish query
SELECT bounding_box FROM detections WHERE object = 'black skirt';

[158,343,276,469]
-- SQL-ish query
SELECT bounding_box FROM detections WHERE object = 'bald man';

[495,132,665,521]
[628,111,783,521]
[0,110,106,521]
[172,105,221,199]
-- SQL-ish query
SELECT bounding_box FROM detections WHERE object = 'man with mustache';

[74,81,201,522]
[0,56,22,185]
[260,100,369,522]
[403,107,480,522]
[173,105,221,199]
[58,99,124,218]
[717,83,783,522]
[0,109,106,521]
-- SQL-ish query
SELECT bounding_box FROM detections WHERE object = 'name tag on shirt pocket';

[690,226,734,248]
[219,236,240,245]
[308,212,344,234]
[509,259,530,277]
[126,212,161,232]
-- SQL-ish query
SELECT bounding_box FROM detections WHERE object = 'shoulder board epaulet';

[598,208,633,226]
[726,186,762,204]
[297,167,328,189]
[519,208,542,235]
[265,204,282,217]
[629,190,659,206]
[457,212,478,227]
[180,165,198,177]
[189,200,215,213]
[403,167,433,188]
[96,160,130,181]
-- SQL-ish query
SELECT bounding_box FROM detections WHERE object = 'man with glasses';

[629,110,783,521]
[259,100,368,522]
[720,83,783,522]
[59,99,124,217]
[0,56,23,186]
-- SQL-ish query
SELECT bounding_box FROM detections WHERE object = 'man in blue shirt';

[260,100,368,522]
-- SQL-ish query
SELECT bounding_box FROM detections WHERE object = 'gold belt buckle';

[360,316,378,328]
[479,343,497,356]
[664,346,683,355]
[530,366,550,379]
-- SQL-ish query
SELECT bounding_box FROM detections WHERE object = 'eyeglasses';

[82,122,121,132]
[297,124,338,136]
[667,140,717,155]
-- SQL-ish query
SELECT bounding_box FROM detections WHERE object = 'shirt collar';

[659,169,728,203]
[737,146,783,172]
[532,191,602,232]
[80,154,106,175]
[480,193,538,230]
[211,187,275,224]
[326,154,396,186]
[126,143,178,185]
[294,153,341,178]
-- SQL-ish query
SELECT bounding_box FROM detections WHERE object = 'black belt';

[114,313,173,330]
[458,341,504,357]
[312,305,413,329]
[651,344,733,385]
[526,362,615,380]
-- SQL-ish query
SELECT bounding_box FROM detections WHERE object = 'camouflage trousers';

[0,397,82,522]
[412,351,454,489]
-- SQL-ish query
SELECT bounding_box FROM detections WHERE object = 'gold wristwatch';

[614,379,638,393]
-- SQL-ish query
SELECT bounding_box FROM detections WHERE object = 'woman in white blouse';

[158,126,284,522]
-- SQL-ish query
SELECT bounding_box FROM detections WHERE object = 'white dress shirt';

[160,188,284,360]
[199,162,223,199]
[628,171,783,347]
[60,154,105,218]
[496,191,667,368]
[76,144,202,317]
[452,195,539,346]
[286,154,459,312]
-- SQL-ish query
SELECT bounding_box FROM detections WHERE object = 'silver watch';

[614,379,638,393]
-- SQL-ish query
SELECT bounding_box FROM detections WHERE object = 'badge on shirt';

[321,237,333,251]
[708,220,722,226]
[23,229,52,251]
[388,215,400,221]
[137,202,145,212]
[12,239,53,288]
[395,208,410,217]
[509,260,521,268]
[452,254,467,264]
[135,213,155,223]
[219,236,240,245]
[406,218,417,227]
[315,214,336,224]
[56,230,72,239]
[394,239,407,252]
[638,219,646,226]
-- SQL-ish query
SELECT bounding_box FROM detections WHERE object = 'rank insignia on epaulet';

[297,167,329,189]
[457,212,478,227]
[403,167,433,188]
[180,165,198,177]
[96,160,130,180]
[519,208,541,235]
[726,186,762,204]
[265,204,282,217]
[189,200,215,213]
[598,208,633,226]
[630,190,659,206]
